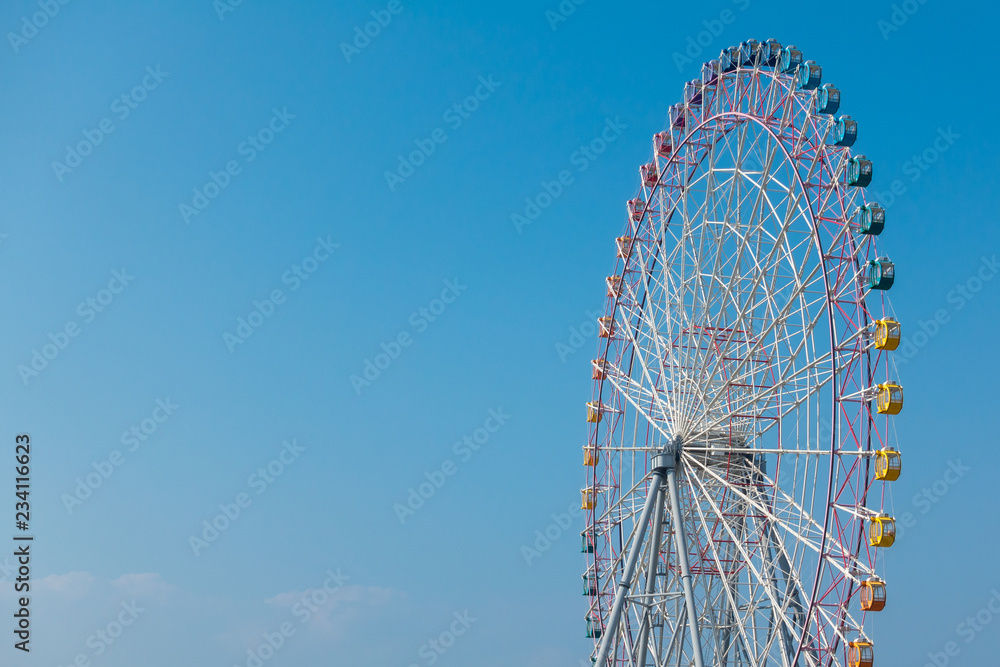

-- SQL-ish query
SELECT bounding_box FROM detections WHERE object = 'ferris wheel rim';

[584,49,895,667]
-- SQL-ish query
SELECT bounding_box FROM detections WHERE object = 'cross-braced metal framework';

[583,40,901,667]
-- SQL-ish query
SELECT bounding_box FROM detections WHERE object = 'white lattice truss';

[583,45,899,667]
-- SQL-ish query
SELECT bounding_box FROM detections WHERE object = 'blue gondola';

[685,80,703,106]
[817,83,840,114]
[702,60,719,87]
[762,38,783,66]
[797,60,822,90]
[670,104,685,129]
[780,45,803,73]
[739,39,761,66]
[856,203,885,235]
[866,258,895,290]
[720,46,739,72]
[848,155,873,187]
[827,115,857,147]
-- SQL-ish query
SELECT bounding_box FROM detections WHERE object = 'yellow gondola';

[598,316,615,338]
[874,448,901,481]
[874,318,900,350]
[616,236,633,258]
[606,275,623,298]
[869,515,896,548]
[848,641,874,667]
[876,382,903,415]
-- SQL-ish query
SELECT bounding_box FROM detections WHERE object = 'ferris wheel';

[582,39,903,667]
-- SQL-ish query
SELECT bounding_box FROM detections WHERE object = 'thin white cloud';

[35,571,96,600]
[265,584,403,636]
[112,572,176,597]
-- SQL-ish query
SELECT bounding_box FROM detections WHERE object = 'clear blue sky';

[0,0,998,665]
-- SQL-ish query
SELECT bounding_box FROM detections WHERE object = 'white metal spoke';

[585,50,897,667]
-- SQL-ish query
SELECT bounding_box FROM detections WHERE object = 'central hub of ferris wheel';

[679,430,754,472]
[582,38,905,667]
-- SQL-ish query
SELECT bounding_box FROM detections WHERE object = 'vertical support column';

[666,463,706,667]
[633,485,666,667]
